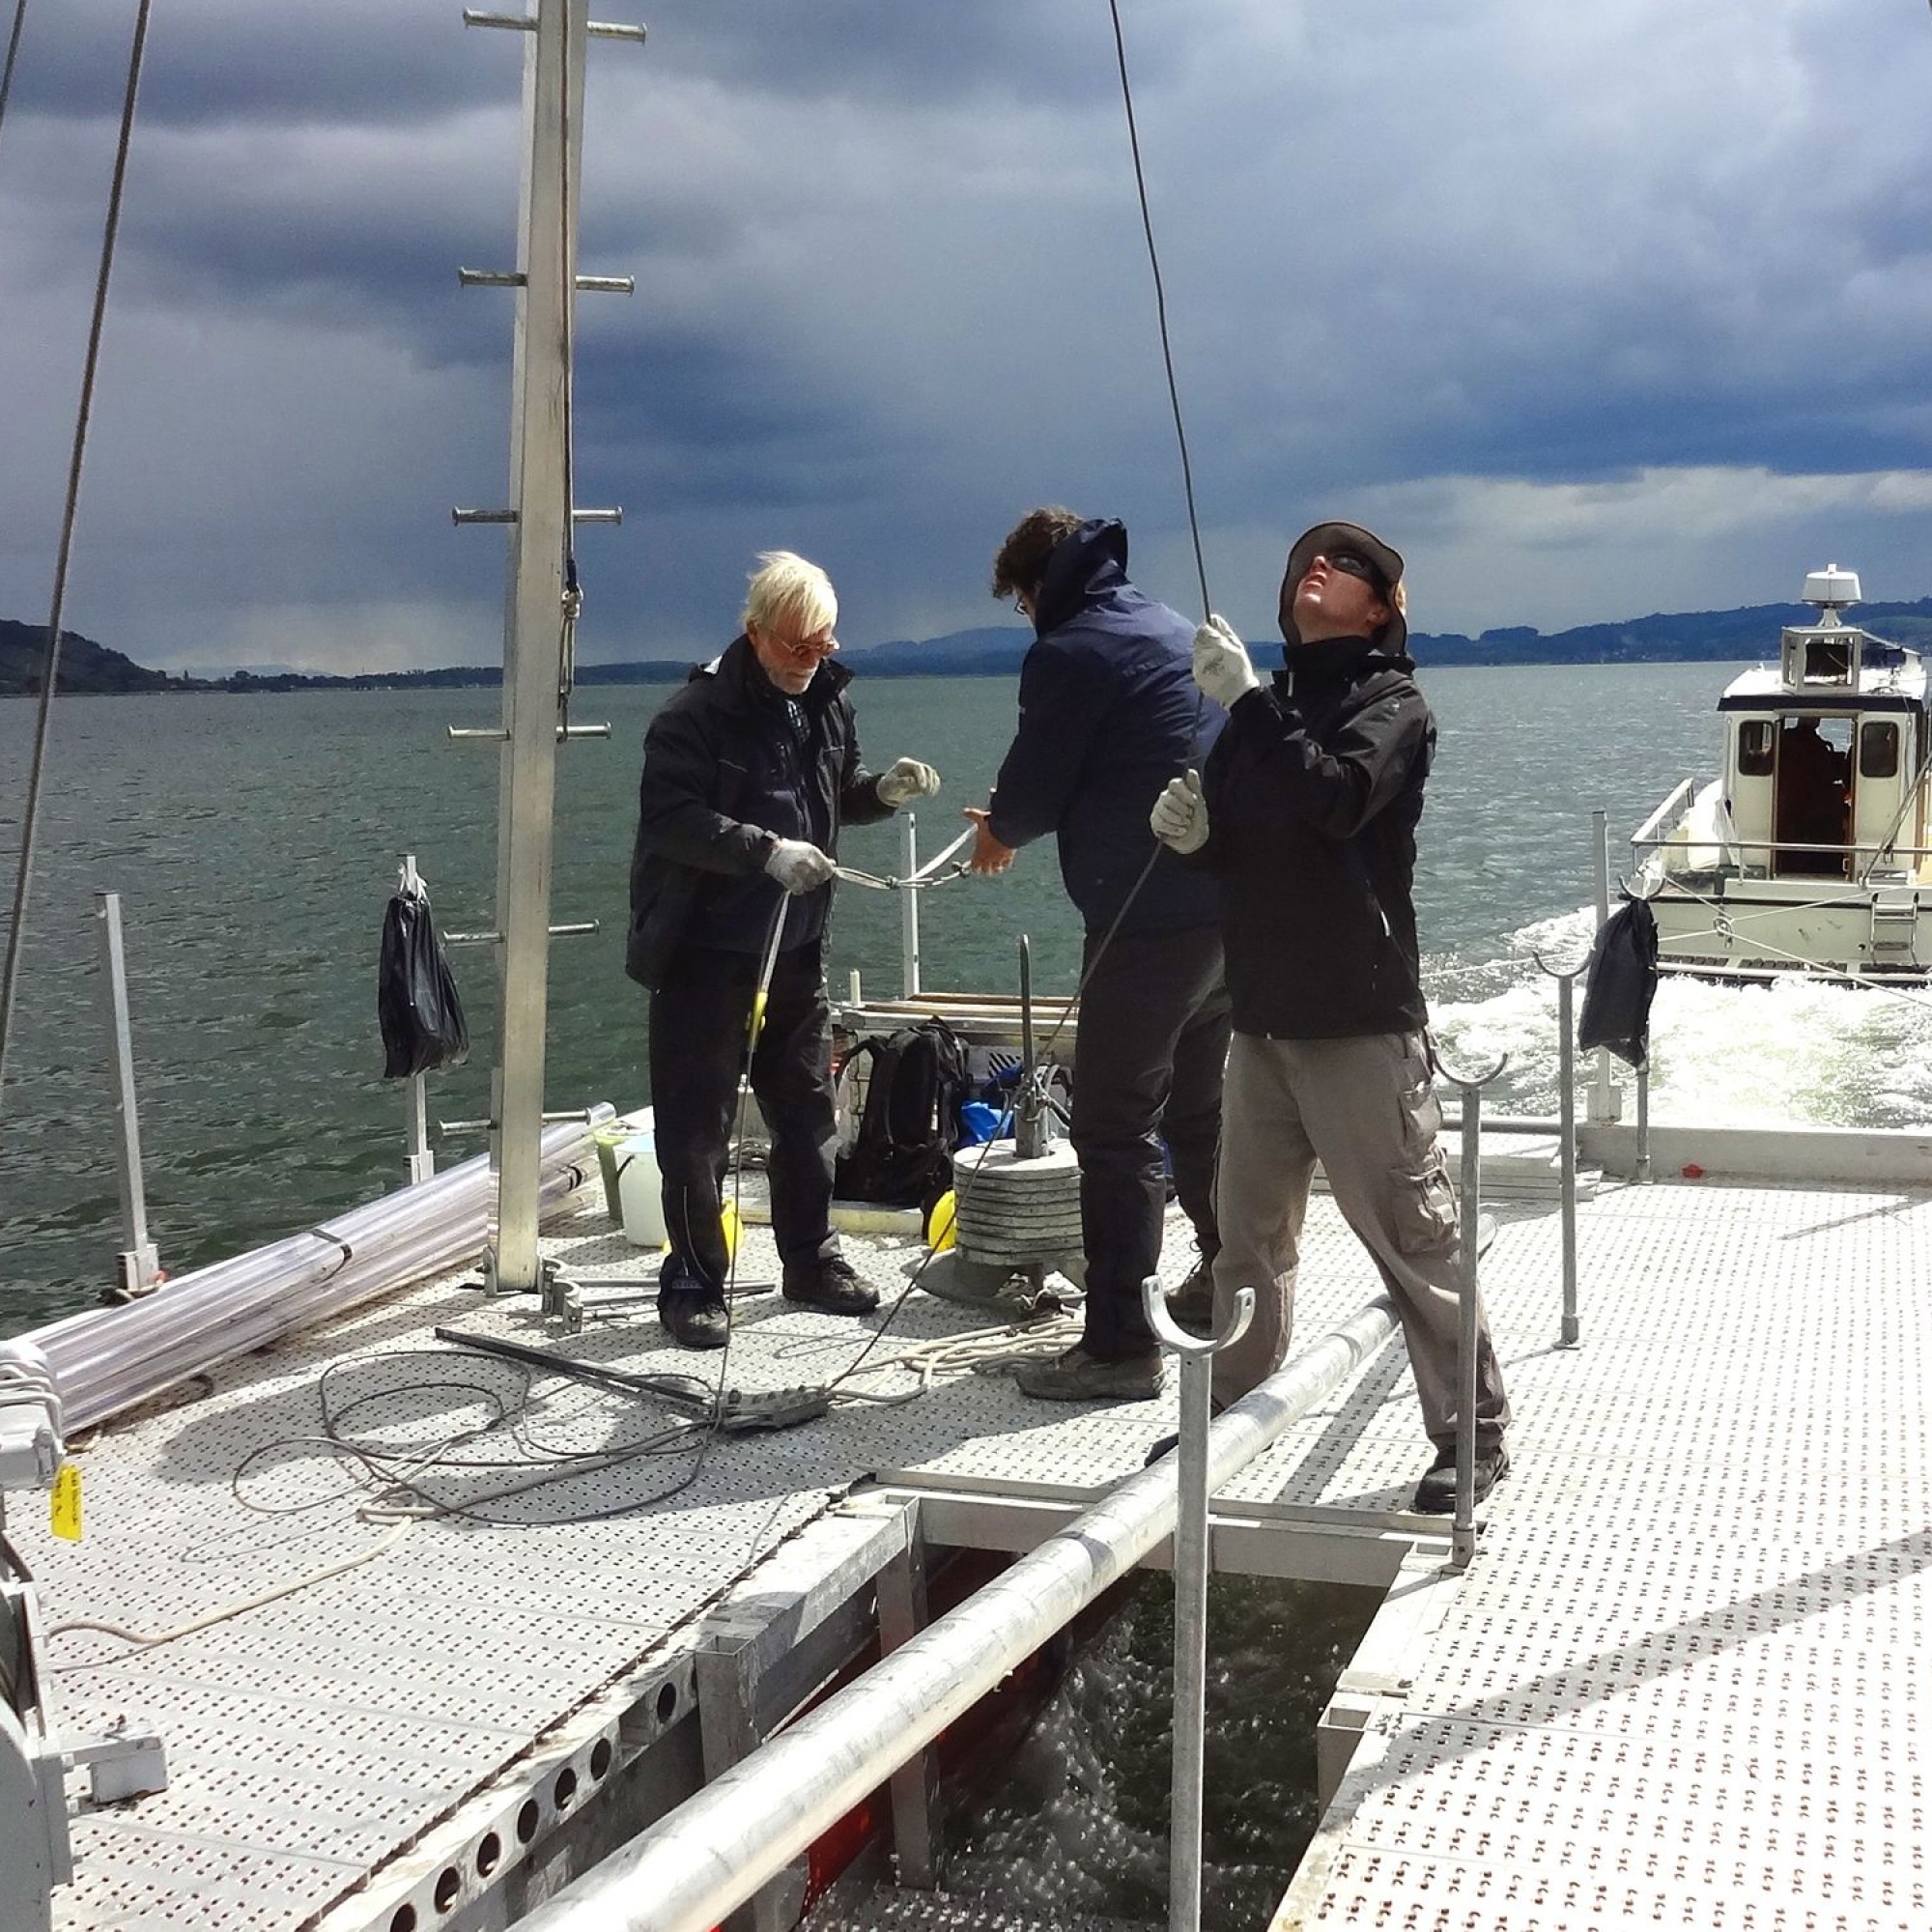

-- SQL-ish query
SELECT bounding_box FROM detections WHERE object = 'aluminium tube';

[515,1294,1400,1932]
[26,1114,607,1430]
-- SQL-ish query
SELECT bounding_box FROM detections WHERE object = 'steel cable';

[0,0,28,153]
[0,0,155,1117]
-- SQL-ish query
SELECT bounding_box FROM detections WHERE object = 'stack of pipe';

[24,1112,610,1432]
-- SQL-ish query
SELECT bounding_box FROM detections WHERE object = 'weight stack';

[951,1141,1084,1270]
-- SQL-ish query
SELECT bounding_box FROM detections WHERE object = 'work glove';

[876,756,942,808]
[1192,615,1259,709]
[762,838,836,894]
[1150,769,1208,856]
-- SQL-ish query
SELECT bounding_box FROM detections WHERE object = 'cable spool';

[950,1141,1083,1268]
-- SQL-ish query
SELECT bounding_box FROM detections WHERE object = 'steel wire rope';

[0,0,28,153]
[768,0,1230,1397]
[0,0,154,1116]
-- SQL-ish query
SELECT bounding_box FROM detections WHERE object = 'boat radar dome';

[1803,564,1861,616]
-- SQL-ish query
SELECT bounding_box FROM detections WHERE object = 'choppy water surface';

[7,660,1930,1325]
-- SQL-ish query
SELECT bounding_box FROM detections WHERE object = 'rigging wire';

[554,0,582,726]
[0,0,154,1117]
[1106,0,1211,620]
[0,0,28,153]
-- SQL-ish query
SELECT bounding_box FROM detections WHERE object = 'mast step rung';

[459,271,632,293]
[461,11,646,42]
[442,923,600,944]
[447,726,511,742]
[561,723,612,739]
[452,507,620,525]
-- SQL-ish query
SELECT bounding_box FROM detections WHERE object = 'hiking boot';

[1013,1346,1164,1404]
[1167,1256,1216,1335]
[1410,1441,1510,1515]
[781,1255,880,1316]
[658,1293,729,1350]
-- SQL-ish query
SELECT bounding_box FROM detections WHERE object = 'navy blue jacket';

[985,521,1224,935]
[624,638,891,987]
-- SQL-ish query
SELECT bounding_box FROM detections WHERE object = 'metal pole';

[1635,1061,1652,1183]
[899,811,921,998]
[1453,1083,1482,1570]
[513,1296,1398,1932]
[1588,809,1618,1125]
[92,893,159,1298]
[1557,971,1579,1347]
[1434,1042,1507,1574]
[398,855,436,1186]
[490,0,588,1290]
[1144,1275,1254,1932]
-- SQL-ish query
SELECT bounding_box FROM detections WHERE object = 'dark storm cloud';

[4,0,1932,665]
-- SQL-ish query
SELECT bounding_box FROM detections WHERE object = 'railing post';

[876,1502,939,1889]
[1433,1045,1509,1573]
[1144,1275,1255,1932]
[1533,948,1585,1348]
[93,893,160,1298]
[899,812,921,998]
[1588,810,1620,1125]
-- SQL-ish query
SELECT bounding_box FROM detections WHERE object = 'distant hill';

[0,619,175,696]
[12,599,1932,694]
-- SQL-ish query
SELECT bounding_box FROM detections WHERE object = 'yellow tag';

[720,1201,741,1262]
[49,1463,82,1543]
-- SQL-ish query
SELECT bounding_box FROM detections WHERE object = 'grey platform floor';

[16,1166,1932,1930]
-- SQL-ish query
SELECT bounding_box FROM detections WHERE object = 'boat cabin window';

[1802,636,1854,685]
[1860,721,1900,781]
[1737,721,1775,777]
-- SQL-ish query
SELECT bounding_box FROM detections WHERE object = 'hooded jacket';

[1194,633,1434,1037]
[624,637,891,989]
[985,520,1224,936]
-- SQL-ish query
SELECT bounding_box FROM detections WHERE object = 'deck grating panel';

[14,1169,1932,1928]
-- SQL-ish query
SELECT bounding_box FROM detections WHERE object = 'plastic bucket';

[614,1133,668,1247]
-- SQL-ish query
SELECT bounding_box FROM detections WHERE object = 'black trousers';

[648,939,840,1298]
[1069,923,1231,1357]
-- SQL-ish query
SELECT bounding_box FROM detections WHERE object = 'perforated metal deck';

[14,1168,1931,1929]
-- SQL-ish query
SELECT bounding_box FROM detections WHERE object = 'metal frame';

[92,892,161,1295]
[490,0,589,1291]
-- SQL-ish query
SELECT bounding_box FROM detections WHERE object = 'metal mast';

[489,0,585,1291]
[461,0,639,1287]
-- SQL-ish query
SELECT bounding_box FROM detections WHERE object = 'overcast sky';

[4,1,1931,671]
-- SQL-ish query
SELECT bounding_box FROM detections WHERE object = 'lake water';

[8,662,1932,1329]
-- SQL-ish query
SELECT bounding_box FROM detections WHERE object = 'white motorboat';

[1633,565,1932,978]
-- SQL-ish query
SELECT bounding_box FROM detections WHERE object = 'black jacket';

[985,520,1223,935]
[1195,635,1434,1037]
[624,638,892,989]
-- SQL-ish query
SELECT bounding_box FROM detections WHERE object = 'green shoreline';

[10,598,1932,696]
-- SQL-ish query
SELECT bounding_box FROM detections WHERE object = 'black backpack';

[835,1019,969,1208]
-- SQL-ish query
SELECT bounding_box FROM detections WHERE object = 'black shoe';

[1014,1345,1164,1403]
[1410,1442,1509,1514]
[1167,1256,1216,1335]
[781,1255,880,1316]
[658,1293,729,1350]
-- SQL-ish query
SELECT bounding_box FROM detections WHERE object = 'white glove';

[762,838,836,893]
[876,756,942,808]
[1192,614,1259,709]
[1150,769,1208,856]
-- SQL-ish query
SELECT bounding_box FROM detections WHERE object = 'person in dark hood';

[1150,521,1511,1509]
[967,508,1230,1402]
[624,552,942,1349]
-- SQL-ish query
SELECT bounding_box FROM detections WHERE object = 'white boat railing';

[1631,778,1695,849]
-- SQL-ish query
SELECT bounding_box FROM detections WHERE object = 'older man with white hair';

[625,552,942,1349]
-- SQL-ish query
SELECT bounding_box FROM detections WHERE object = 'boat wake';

[1428,904,1932,1130]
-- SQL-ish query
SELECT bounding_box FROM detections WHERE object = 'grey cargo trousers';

[1208,1030,1510,1445]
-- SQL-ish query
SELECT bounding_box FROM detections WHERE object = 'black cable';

[0,0,28,153]
[1106,0,1211,619]
[0,0,153,1113]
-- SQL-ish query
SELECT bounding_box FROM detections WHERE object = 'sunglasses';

[1317,551,1386,592]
